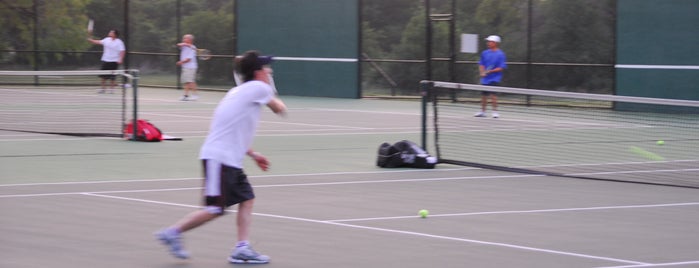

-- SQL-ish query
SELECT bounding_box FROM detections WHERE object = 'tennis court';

[1,87,698,268]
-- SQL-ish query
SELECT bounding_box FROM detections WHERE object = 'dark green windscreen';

[236,0,359,98]
[616,0,699,106]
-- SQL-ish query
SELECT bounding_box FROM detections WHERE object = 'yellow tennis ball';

[656,140,665,145]
[418,209,429,218]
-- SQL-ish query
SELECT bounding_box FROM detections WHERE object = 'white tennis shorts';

[181,68,197,83]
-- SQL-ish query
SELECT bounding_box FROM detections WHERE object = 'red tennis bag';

[124,119,162,142]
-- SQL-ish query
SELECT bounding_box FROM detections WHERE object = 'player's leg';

[108,76,117,93]
[180,68,195,100]
[491,94,499,118]
[99,78,106,93]
[236,199,254,242]
[98,61,110,93]
[225,169,269,264]
[189,81,199,100]
[475,91,488,117]
[487,82,499,118]
[103,62,118,93]
[155,159,226,259]
[189,68,199,100]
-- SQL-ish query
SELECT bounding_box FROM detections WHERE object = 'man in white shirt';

[156,50,287,264]
[87,29,125,93]
[176,34,199,101]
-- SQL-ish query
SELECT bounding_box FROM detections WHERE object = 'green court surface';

[1,87,698,268]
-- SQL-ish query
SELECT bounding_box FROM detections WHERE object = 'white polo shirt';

[180,45,198,69]
[199,80,275,168]
[100,38,125,62]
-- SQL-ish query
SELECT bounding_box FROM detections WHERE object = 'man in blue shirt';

[475,35,506,118]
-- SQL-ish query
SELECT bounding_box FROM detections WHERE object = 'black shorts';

[100,61,118,80]
[481,82,499,95]
[201,159,255,214]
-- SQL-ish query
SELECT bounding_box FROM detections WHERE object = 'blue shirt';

[479,49,507,85]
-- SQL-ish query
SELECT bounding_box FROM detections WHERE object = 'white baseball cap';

[485,35,501,43]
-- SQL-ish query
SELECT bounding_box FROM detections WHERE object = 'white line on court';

[596,260,699,268]
[254,130,422,137]
[0,168,478,187]
[2,163,697,189]
[260,120,372,130]
[305,108,421,116]
[327,202,699,222]
[80,192,649,265]
[615,64,699,70]
[0,174,541,198]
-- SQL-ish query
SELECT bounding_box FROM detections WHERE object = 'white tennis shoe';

[228,245,270,264]
[474,111,486,117]
[155,229,190,259]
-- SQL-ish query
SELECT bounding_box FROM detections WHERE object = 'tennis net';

[0,70,139,138]
[420,81,699,188]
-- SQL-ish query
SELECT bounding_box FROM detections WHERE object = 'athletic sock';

[236,240,250,248]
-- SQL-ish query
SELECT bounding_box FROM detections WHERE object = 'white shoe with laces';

[155,229,190,259]
[492,112,500,118]
[474,111,486,117]
[228,245,270,264]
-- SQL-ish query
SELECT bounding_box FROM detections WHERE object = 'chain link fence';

[2,0,615,95]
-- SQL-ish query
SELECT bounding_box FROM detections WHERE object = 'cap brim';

[257,56,273,66]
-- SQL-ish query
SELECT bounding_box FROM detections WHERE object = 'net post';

[420,80,433,150]
[130,70,139,141]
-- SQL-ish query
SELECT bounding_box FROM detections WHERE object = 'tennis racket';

[87,19,94,37]
[197,49,212,61]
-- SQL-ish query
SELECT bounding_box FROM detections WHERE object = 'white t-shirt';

[199,80,275,168]
[100,38,125,62]
[180,45,198,69]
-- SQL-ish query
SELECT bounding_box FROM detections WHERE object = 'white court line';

[615,64,699,70]
[306,108,421,116]
[328,202,699,222]
[0,174,541,198]
[0,129,424,142]
[597,260,699,268]
[260,120,372,130]
[572,168,699,176]
[254,130,422,137]
[2,163,697,188]
[0,168,478,187]
[81,192,648,265]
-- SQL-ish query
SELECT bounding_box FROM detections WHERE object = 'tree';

[1,0,92,65]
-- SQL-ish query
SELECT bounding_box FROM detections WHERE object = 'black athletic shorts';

[100,61,118,80]
[481,82,499,96]
[201,159,255,214]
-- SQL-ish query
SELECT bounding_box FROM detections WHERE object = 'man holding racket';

[475,35,506,118]
[156,50,287,264]
[87,29,125,94]
[176,34,199,101]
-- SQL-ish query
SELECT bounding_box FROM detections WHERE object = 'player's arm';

[479,65,486,77]
[246,149,269,171]
[486,54,507,74]
[176,48,193,66]
[176,58,191,66]
[118,50,125,65]
[267,97,287,115]
[486,67,503,74]
[87,38,102,45]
